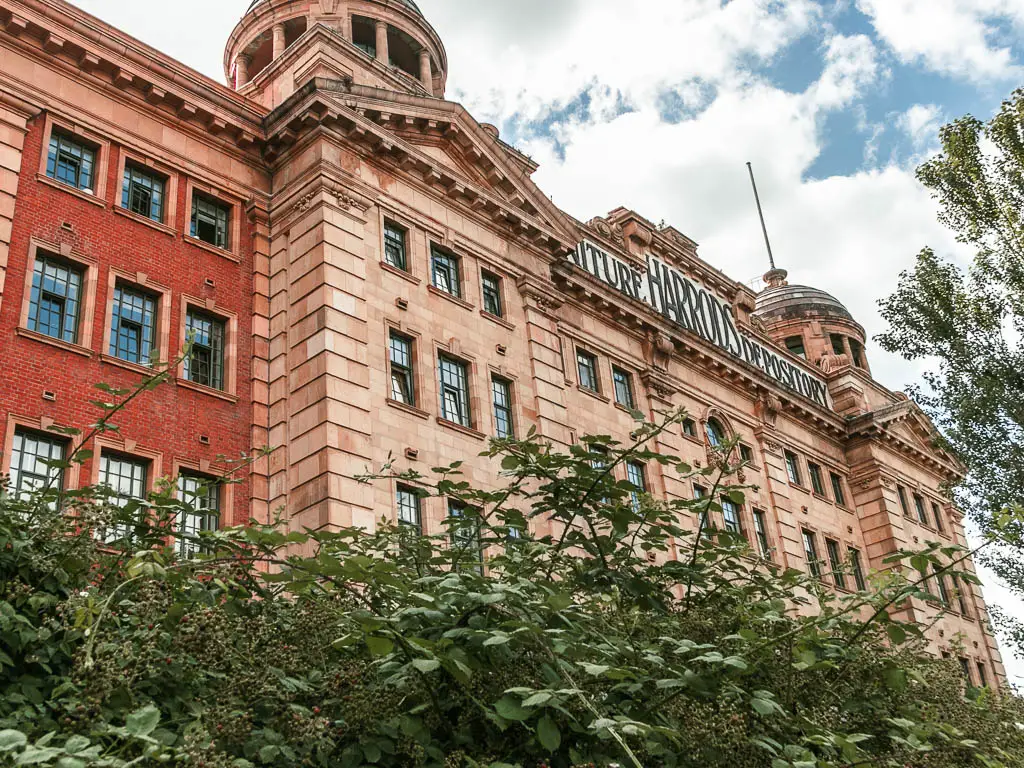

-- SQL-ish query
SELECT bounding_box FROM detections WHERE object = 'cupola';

[225,0,448,108]
[752,268,870,375]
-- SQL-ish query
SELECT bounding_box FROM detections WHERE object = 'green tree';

[877,87,1024,646]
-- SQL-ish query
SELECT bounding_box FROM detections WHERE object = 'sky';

[65,0,1024,685]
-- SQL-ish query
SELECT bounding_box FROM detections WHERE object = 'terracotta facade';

[0,0,1005,684]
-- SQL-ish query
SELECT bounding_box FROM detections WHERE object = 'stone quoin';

[0,0,1005,685]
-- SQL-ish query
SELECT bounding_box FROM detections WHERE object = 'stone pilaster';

[235,53,251,89]
[247,198,272,525]
[754,430,800,571]
[517,276,569,453]
[375,21,389,65]
[418,49,432,91]
[0,94,32,317]
[273,23,287,60]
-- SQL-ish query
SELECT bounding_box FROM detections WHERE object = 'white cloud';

[855,0,1024,81]
[809,33,885,108]
[897,104,945,150]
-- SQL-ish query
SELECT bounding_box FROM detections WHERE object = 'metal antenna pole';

[746,162,776,271]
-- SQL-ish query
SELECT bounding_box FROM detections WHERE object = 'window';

[830,334,846,356]
[448,500,483,571]
[626,461,647,512]
[752,510,771,559]
[396,485,422,532]
[721,497,743,538]
[190,193,230,249]
[976,662,988,688]
[826,539,846,590]
[785,335,806,359]
[98,453,147,543]
[389,332,415,405]
[830,472,847,507]
[351,15,376,56]
[705,418,726,448]
[849,548,867,591]
[808,462,826,496]
[694,485,713,539]
[481,271,503,317]
[383,221,408,271]
[934,566,951,605]
[430,247,461,298]
[784,451,802,486]
[122,165,165,222]
[46,131,95,191]
[849,338,866,369]
[802,530,822,579]
[576,350,599,392]
[177,473,220,558]
[913,493,929,525]
[958,657,972,684]
[740,444,754,465]
[612,367,635,409]
[932,502,945,532]
[491,377,514,439]
[28,254,83,344]
[438,355,471,427]
[184,310,226,390]
[953,575,971,617]
[109,285,156,365]
[8,429,65,498]
[682,419,697,438]
[896,485,911,517]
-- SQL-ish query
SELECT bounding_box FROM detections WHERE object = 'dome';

[247,0,423,14]
[753,283,856,325]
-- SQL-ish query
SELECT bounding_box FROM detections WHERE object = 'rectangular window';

[110,285,156,365]
[849,548,867,591]
[190,193,230,249]
[740,444,754,465]
[8,429,65,498]
[98,453,148,543]
[184,309,226,390]
[976,662,988,688]
[682,419,697,438]
[396,485,422,532]
[830,472,847,507]
[808,462,826,496]
[913,493,929,525]
[389,332,415,405]
[626,461,646,512]
[785,450,802,486]
[785,335,806,359]
[826,538,846,590]
[959,657,972,684]
[897,485,911,517]
[721,497,743,538]
[849,338,866,369]
[430,247,461,298]
[932,566,950,604]
[694,485,713,539]
[612,366,635,409]
[577,350,599,392]
[932,502,945,532]
[481,271,503,317]
[177,473,220,558]
[802,530,822,579]
[383,221,408,271]
[491,377,514,439]
[28,254,83,344]
[954,575,971,617]
[438,355,471,427]
[122,165,165,222]
[753,509,771,559]
[47,131,95,191]
[448,500,483,571]
[830,333,846,356]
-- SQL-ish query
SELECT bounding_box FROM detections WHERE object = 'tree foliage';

[1,401,1023,767]
[877,87,1024,649]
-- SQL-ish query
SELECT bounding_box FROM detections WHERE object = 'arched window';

[705,418,726,448]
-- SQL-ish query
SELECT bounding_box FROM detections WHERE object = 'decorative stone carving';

[640,368,677,400]
[749,314,767,334]
[587,216,624,245]
[755,392,782,428]
[818,352,851,374]
[763,439,783,455]
[644,331,675,371]
[294,192,317,214]
[335,189,369,212]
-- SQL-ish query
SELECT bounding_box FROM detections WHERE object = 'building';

[0,0,1004,684]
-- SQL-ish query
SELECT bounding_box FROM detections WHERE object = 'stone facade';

[0,0,1005,685]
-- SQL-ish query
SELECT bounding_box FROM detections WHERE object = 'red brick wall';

[0,113,255,525]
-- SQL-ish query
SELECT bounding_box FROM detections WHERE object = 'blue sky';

[69,0,1024,685]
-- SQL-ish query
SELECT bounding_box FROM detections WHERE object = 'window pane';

[8,429,66,499]
[28,255,83,344]
[802,530,821,578]
[753,510,771,559]
[383,222,408,271]
[721,498,743,537]
[47,132,95,191]
[577,351,598,392]
[178,473,220,558]
[389,333,415,405]
[396,485,422,531]
[110,285,157,364]
[612,367,635,409]
[913,494,929,525]
[191,194,230,249]
[897,486,910,517]
[122,165,165,222]
[830,473,846,506]
[849,548,867,591]
[826,539,846,589]
[785,451,801,485]
[438,355,470,427]
[785,335,806,359]
[448,500,483,571]
[932,502,945,531]
[627,461,646,512]
[185,310,226,390]
[431,248,460,297]
[705,419,726,447]
[492,377,514,438]
[482,272,503,317]
[682,419,697,438]
[808,463,826,496]
[98,454,148,543]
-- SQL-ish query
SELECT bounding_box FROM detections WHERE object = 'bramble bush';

[1,374,1023,767]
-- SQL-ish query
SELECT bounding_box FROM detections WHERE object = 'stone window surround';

[17,238,99,357]
[433,340,483,438]
[171,457,235,532]
[384,319,428,418]
[1,413,82,492]
[99,268,173,376]
[90,438,164,508]
[377,205,419,279]
[183,179,243,261]
[36,113,110,205]
[487,363,520,438]
[114,149,179,235]
[782,443,852,510]
[177,296,239,401]
[799,521,862,589]
[886,473,953,538]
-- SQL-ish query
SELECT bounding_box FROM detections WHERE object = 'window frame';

[5,427,68,499]
[396,484,423,533]
[383,219,410,272]
[913,492,929,526]
[705,418,726,448]
[447,499,484,571]
[849,547,867,591]
[802,529,822,579]
[826,538,846,590]
[177,471,222,558]
[121,163,167,224]
[739,444,754,465]
[576,348,600,393]
[430,245,462,298]
[100,270,172,373]
[388,331,417,406]
[612,366,636,409]
[752,509,771,560]
[830,471,847,507]
[438,353,472,428]
[491,375,515,439]
[682,418,698,439]
[36,117,110,203]
[931,501,945,532]
[25,251,85,346]
[178,299,238,399]
[3,416,81,498]
[784,335,806,359]
[896,485,912,518]
[184,180,241,258]
[19,240,99,354]
[784,450,803,486]
[721,496,744,539]
[626,460,647,512]
[114,151,178,231]
[92,443,160,545]
[807,461,827,497]
[108,283,159,367]
[480,270,504,318]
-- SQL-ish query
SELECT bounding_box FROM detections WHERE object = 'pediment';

[876,404,964,472]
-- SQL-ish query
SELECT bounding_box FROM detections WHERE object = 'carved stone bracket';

[643,331,675,372]
[640,367,677,401]
[517,276,563,316]
[755,392,782,429]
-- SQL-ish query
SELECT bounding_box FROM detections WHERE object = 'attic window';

[849,338,866,369]
[352,16,376,57]
[784,335,806,359]
[830,334,846,356]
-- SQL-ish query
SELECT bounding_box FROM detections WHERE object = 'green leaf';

[62,736,90,754]
[536,716,561,752]
[125,705,160,737]
[751,698,779,717]
[412,658,440,673]
[522,692,553,708]
[886,624,907,646]
[55,759,87,768]
[501,456,521,470]
[258,745,280,763]
[0,731,26,751]
[495,696,530,722]
[366,635,395,657]
[363,742,382,763]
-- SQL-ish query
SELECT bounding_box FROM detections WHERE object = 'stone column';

[272,23,287,59]
[235,52,251,89]
[418,48,432,91]
[375,20,389,64]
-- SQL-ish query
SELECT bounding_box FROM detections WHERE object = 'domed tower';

[225,0,447,108]
[752,268,871,375]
